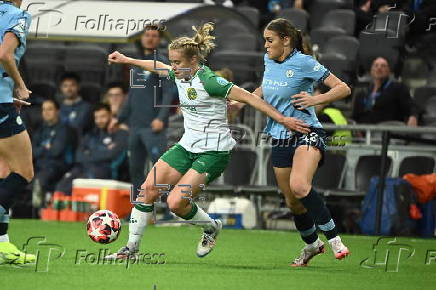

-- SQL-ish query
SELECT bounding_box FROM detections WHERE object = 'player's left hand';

[14,86,32,100]
[151,118,164,133]
[291,91,318,110]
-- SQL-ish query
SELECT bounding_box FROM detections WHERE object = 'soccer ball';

[87,210,121,244]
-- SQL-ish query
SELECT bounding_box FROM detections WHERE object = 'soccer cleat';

[104,246,138,261]
[291,240,325,267]
[0,242,36,265]
[329,236,350,259]
[196,219,222,258]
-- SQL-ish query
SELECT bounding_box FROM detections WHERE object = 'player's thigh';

[273,166,307,213]
[166,150,231,208]
[289,146,321,197]
[140,144,192,202]
[273,166,292,194]
[0,130,33,181]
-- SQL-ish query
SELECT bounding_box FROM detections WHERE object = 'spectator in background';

[352,57,420,125]
[353,0,374,36]
[268,0,304,12]
[56,104,128,195]
[32,99,75,207]
[109,25,176,195]
[103,82,128,119]
[58,72,93,137]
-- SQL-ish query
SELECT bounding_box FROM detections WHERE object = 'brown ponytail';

[265,18,309,55]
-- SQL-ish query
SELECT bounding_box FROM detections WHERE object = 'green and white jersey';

[168,65,236,153]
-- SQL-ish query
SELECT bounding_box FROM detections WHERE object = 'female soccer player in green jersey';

[105,23,307,260]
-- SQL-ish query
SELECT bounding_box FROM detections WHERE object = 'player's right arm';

[108,51,171,77]
[228,87,262,116]
[0,32,30,100]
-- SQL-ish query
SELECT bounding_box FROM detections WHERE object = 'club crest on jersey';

[313,63,322,71]
[286,70,294,78]
[187,88,198,100]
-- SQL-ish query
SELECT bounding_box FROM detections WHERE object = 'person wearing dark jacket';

[58,72,93,137]
[352,57,420,125]
[56,104,128,195]
[109,25,176,195]
[32,99,75,206]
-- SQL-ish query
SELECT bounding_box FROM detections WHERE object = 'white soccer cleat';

[196,219,222,258]
[291,239,325,267]
[329,236,350,259]
[104,246,138,261]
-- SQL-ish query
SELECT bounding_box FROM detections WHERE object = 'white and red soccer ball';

[87,210,121,244]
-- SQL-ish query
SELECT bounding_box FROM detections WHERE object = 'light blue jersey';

[0,1,31,103]
[262,49,330,139]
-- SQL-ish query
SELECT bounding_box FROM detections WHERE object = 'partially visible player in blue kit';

[0,0,36,264]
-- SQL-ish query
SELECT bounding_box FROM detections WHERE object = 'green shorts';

[160,143,231,185]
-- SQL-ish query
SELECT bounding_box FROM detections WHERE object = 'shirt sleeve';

[5,12,31,49]
[302,55,330,84]
[202,73,234,98]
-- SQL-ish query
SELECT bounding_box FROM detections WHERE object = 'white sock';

[184,203,216,233]
[0,234,9,242]
[127,205,153,251]
[308,238,322,249]
[328,235,341,244]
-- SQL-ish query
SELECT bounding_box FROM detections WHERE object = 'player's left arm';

[0,32,30,100]
[292,73,351,109]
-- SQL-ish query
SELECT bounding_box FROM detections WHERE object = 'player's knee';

[166,195,187,214]
[289,179,310,199]
[19,167,34,183]
[137,182,159,202]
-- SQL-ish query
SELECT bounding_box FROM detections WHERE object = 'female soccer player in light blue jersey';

[0,0,36,265]
[256,18,352,266]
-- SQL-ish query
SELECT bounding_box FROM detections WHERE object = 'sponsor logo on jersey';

[286,69,294,78]
[187,88,198,100]
[263,79,288,87]
[216,77,229,86]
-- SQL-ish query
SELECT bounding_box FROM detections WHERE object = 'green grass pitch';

[2,219,435,290]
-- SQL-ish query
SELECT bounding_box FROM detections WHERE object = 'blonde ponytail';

[169,22,216,62]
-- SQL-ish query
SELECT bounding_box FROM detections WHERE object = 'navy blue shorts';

[0,103,26,139]
[271,127,327,168]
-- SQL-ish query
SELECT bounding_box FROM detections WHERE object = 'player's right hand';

[281,117,310,134]
[14,86,31,100]
[108,51,129,64]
